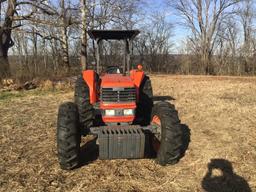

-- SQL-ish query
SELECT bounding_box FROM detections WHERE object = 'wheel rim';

[151,115,161,152]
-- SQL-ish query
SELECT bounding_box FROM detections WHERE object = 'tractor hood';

[100,74,134,88]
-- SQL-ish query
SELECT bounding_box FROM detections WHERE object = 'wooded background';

[0,0,256,81]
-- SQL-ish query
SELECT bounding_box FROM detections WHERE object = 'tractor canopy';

[88,30,140,40]
[88,30,140,74]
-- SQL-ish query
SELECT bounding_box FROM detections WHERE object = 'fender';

[130,69,145,100]
[130,69,145,88]
[82,70,97,104]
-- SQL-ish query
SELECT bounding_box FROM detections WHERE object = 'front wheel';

[151,102,184,165]
[57,102,80,170]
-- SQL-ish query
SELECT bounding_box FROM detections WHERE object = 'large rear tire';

[57,102,80,170]
[74,75,94,135]
[151,101,184,165]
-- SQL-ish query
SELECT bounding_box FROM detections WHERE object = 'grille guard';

[100,87,136,103]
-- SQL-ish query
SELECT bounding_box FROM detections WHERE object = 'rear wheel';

[74,75,94,135]
[151,101,183,165]
[57,102,80,170]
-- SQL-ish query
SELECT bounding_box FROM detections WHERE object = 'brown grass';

[0,75,256,192]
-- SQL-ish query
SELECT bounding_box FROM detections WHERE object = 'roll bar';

[88,30,140,74]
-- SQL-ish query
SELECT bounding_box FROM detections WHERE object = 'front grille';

[101,87,136,102]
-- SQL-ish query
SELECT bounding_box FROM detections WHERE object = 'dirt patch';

[0,75,256,191]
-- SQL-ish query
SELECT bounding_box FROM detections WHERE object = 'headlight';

[105,110,115,116]
[123,109,134,116]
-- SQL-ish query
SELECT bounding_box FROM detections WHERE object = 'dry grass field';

[0,75,256,192]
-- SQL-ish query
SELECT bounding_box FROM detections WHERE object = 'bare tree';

[0,0,16,78]
[238,0,255,74]
[2,0,254,78]
[212,16,240,75]
[60,0,70,72]
[134,12,173,72]
[0,0,55,79]
[81,0,87,70]
[172,0,242,74]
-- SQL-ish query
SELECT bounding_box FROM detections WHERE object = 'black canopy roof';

[88,30,140,40]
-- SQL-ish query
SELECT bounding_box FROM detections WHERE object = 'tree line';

[0,0,255,81]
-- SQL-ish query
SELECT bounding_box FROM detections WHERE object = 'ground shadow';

[180,124,191,158]
[202,159,251,192]
[153,96,175,101]
[79,137,99,167]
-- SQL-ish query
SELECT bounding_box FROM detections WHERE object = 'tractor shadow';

[153,96,175,101]
[180,124,191,158]
[201,158,251,192]
[79,137,99,167]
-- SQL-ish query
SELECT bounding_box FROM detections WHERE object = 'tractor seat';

[105,66,122,74]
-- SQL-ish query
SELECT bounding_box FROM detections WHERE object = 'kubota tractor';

[57,30,186,170]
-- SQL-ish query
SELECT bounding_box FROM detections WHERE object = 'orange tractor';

[57,30,186,170]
